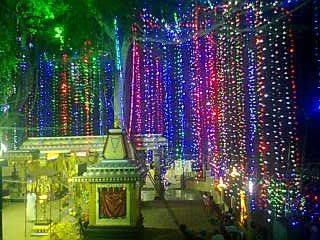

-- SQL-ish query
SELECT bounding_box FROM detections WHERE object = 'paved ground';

[3,202,29,240]
[142,200,213,239]
[2,190,214,240]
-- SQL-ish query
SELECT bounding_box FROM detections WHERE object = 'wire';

[133,0,311,45]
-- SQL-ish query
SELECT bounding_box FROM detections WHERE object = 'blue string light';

[105,59,115,130]
[314,0,320,113]
[38,53,53,136]
[162,44,175,158]
[114,17,124,126]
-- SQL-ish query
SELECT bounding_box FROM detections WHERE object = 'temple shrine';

[72,128,146,239]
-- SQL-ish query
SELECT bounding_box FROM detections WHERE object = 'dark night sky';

[293,2,320,163]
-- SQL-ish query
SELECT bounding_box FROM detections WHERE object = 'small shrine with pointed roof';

[73,128,146,239]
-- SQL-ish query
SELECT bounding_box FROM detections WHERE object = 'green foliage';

[53,26,65,44]
[38,222,80,240]
[51,222,80,240]
[0,1,18,102]
[16,0,67,35]
[0,0,180,102]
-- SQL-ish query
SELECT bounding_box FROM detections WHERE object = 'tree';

[0,0,182,132]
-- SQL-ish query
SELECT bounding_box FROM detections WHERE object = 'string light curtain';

[126,1,302,218]
[23,50,115,137]
[314,0,320,110]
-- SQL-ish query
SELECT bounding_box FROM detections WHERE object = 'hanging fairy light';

[17,0,303,220]
[129,1,302,219]
[128,25,138,136]
[114,17,124,126]
[51,54,59,136]
[141,9,152,134]
[154,56,164,134]
[246,4,258,183]
[60,53,69,136]
[104,59,114,130]
[313,0,320,110]
[173,40,185,161]
[94,56,104,135]
[190,6,203,173]
[128,23,143,136]
[216,10,228,179]
[38,53,54,137]
[70,61,80,135]
[162,43,175,157]
[204,24,219,177]
[90,55,98,134]
[23,49,115,138]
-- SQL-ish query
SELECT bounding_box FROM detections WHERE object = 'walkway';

[2,190,215,240]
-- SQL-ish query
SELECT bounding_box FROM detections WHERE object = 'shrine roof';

[19,135,106,153]
[73,160,146,183]
[88,160,138,169]
[72,129,147,183]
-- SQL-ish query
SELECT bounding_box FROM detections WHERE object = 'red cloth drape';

[99,188,126,218]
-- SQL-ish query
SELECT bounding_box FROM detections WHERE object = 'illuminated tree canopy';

[0,0,182,103]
